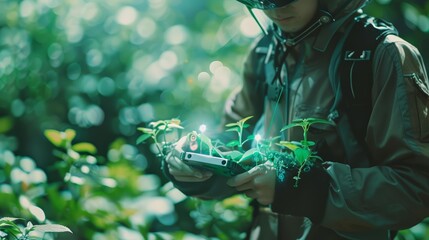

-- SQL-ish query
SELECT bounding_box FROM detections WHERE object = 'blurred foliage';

[0,0,428,239]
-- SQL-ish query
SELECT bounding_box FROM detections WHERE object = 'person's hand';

[227,162,276,205]
[165,136,213,182]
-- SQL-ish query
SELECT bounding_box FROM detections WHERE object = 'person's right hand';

[165,136,213,182]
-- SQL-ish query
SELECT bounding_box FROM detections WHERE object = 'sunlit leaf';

[72,142,97,154]
[29,205,46,222]
[44,129,64,147]
[238,116,253,123]
[33,224,72,233]
[225,122,239,127]
[137,128,154,134]
[167,123,184,130]
[64,129,76,142]
[0,217,21,222]
[277,141,300,151]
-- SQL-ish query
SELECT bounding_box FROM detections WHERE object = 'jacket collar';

[312,11,358,52]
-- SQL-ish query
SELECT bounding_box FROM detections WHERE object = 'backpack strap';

[339,14,398,148]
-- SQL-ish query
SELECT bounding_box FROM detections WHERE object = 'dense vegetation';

[0,0,428,239]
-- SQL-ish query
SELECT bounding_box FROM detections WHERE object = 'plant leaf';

[136,134,152,144]
[44,129,64,147]
[167,123,184,130]
[305,118,336,126]
[238,116,253,123]
[137,127,154,134]
[238,148,259,163]
[225,122,239,127]
[280,123,302,132]
[226,140,240,148]
[33,224,72,233]
[294,148,311,165]
[0,217,21,222]
[64,129,76,142]
[225,126,240,132]
[278,141,300,151]
[72,142,97,154]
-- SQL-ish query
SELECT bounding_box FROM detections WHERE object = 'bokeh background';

[0,0,428,239]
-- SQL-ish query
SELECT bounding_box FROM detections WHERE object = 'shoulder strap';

[339,14,398,146]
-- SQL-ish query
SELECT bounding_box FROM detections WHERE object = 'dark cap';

[235,0,297,10]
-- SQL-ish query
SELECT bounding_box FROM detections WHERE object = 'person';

[164,0,429,239]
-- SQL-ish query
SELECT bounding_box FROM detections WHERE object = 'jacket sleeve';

[162,36,266,199]
[320,35,429,233]
[271,34,429,235]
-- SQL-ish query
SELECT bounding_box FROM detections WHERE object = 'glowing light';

[198,72,211,82]
[137,18,156,39]
[165,25,188,45]
[209,61,223,74]
[158,51,178,70]
[240,17,262,38]
[116,6,138,25]
[255,134,262,142]
[199,124,207,133]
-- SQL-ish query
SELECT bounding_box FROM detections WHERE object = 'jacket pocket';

[405,73,429,142]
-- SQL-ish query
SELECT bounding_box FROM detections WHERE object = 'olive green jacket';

[164,0,429,239]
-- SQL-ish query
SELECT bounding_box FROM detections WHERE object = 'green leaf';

[278,141,300,151]
[238,116,253,123]
[226,140,240,148]
[294,148,311,165]
[0,116,13,133]
[0,217,21,222]
[242,123,251,129]
[33,224,72,233]
[64,129,76,142]
[238,148,259,163]
[246,135,255,141]
[225,122,239,128]
[166,123,184,130]
[72,142,97,154]
[225,126,240,132]
[137,127,154,134]
[305,118,336,126]
[136,134,152,144]
[280,122,302,132]
[44,129,64,147]
[301,140,315,147]
[148,120,165,128]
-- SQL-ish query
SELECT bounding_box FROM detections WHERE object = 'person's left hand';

[227,162,276,205]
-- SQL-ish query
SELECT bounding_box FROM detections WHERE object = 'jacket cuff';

[161,158,236,198]
[271,166,330,223]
